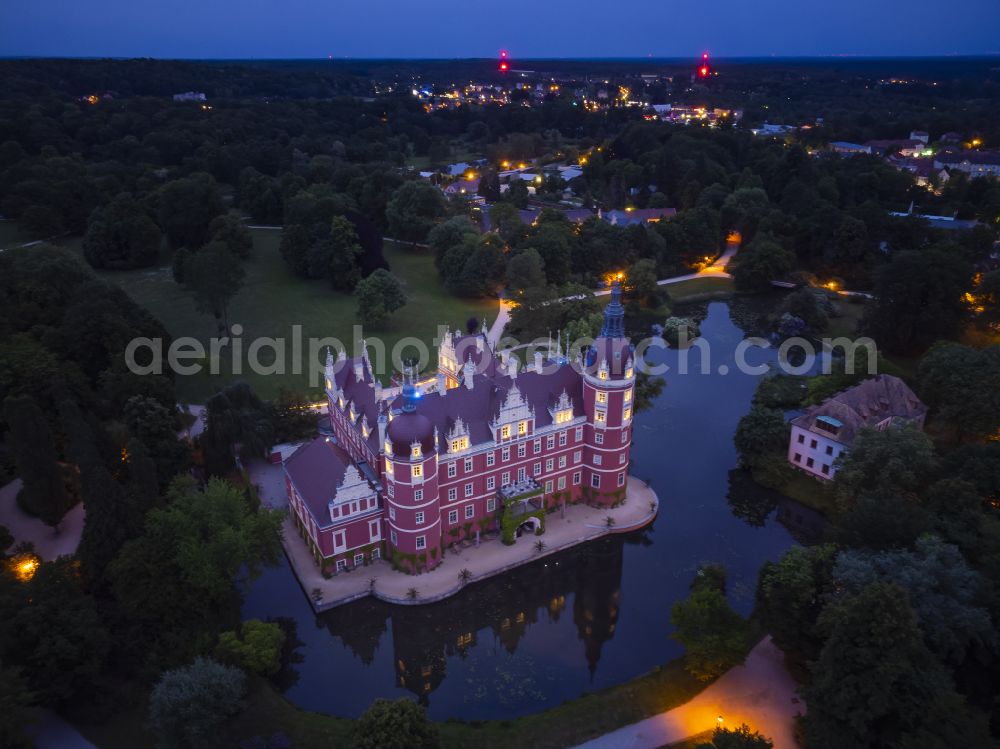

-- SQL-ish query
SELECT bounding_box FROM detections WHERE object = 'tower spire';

[600,280,625,338]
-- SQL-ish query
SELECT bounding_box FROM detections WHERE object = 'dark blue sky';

[2,0,999,59]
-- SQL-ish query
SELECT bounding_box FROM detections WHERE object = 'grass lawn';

[82,230,496,402]
[76,655,714,749]
[823,296,866,339]
[667,277,734,305]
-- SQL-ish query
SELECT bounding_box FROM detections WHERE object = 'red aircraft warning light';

[500,49,508,58]
[499,61,509,72]
[699,51,711,78]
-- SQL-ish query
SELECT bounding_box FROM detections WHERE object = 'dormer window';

[517,420,528,436]
[554,408,572,424]
[598,369,609,380]
[411,444,422,459]
[450,436,470,453]
[501,424,511,439]
[625,366,634,379]
[384,439,393,456]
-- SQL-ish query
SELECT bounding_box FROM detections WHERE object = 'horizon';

[2,0,999,59]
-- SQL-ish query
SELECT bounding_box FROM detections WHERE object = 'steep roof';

[390,360,586,449]
[790,375,926,445]
[285,438,357,525]
[332,354,381,454]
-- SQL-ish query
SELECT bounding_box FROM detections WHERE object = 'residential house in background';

[787,375,927,481]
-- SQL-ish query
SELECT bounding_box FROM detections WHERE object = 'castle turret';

[384,369,442,572]
[582,281,635,503]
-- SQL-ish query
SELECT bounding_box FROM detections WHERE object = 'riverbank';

[259,462,659,611]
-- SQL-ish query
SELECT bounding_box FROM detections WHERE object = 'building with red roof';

[284,284,636,575]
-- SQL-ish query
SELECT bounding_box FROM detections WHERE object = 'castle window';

[487,452,495,467]
[559,455,567,468]
[384,439,393,455]
[558,476,566,490]
[546,458,554,472]
[448,487,457,501]
[517,444,526,458]
[595,410,606,423]
[534,439,541,453]
[596,391,608,404]
[354,553,364,567]
[415,511,424,525]
[487,476,495,491]
[465,504,474,519]
[555,408,572,424]
[624,388,633,403]
[502,447,510,461]
[414,490,423,502]
[591,474,601,488]
[416,536,426,550]
[559,432,567,446]
[388,485,394,499]
[448,463,457,478]
[617,472,625,487]
[389,505,396,520]
[575,427,583,441]
[518,420,528,436]
[465,457,473,473]
[411,444,422,459]
[547,435,555,450]
[534,462,541,475]
[449,509,458,524]
[412,464,423,478]
[545,480,553,493]
[385,460,394,474]
[501,471,510,485]
[623,406,632,421]
[487,498,496,512]
[619,453,626,464]
[625,366,633,378]
[465,483,473,497]
[501,424,511,439]
[595,432,604,445]
[573,471,581,485]
[594,455,603,465]
[390,530,398,545]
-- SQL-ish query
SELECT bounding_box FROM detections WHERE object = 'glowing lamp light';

[700,66,709,77]
[13,555,39,582]
[500,49,508,58]
[499,61,509,72]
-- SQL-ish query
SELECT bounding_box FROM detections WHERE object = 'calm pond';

[242,298,822,720]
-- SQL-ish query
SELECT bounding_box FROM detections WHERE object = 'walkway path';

[0,479,85,560]
[572,637,802,749]
[246,458,658,610]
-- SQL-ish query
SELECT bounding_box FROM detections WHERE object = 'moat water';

[242,298,824,720]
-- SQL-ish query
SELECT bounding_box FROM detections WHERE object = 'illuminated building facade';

[284,284,636,574]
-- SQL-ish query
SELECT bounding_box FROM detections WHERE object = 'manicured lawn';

[83,230,496,402]
[667,277,734,304]
[76,656,714,749]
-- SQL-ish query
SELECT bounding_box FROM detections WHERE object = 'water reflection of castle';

[319,535,630,703]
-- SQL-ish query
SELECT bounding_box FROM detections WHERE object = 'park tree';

[202,382,274,477]
[833,424,937,509]
[457,234,507,297]
[0,663,36,749]
[756,544,838,677]
[696,724,773,749]
[123,395,190,484]
[525,222,574,285]
[489,202,528,246]
[3,395,70,527]
[109,477,283,670]
[386,181,447,244]
[505,177,529,208]
[802,582,991,749]
[730,235,794,292]
[82,193,162,269]
[428,215,478,270]
[278,222,313,277]
[626,258,661,306]
[0,557,110,706]
[833,536,993,665]
[505,248,546,294]
[917,342,1000,442]
[476,166,501,202]
[306,215,363,290]
[733,406,789,470]
[181,241,245,333]
[776,288,828,333]
[158,172,224,249]
[861,248,972,354]
[720,187,770,241]
[356,269,407,325]
[149,657,246,749]
[670,568,751,682]
[354,698,439,749]
[208,212,253,259]
[215,619,286,676]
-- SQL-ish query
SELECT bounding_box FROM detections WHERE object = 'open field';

[76,230,496,401]
[76,655,714,749]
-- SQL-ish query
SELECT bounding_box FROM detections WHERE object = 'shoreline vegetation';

[76,642,762,749]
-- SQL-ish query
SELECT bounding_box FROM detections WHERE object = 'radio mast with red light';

[499,49,509,72]
[699,52,711,78]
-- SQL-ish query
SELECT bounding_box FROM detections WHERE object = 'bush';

[354,698,439,749]
[149,657,246,749]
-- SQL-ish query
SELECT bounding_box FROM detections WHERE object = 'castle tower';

[581,281,635,503]
[383,369,442,572]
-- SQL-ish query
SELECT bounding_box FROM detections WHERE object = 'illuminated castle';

[284,283,635,574]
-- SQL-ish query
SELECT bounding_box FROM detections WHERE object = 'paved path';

[572,637,802,749]
[0,479,85,560]
[25,711,99,749]
[246,457,658,610]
